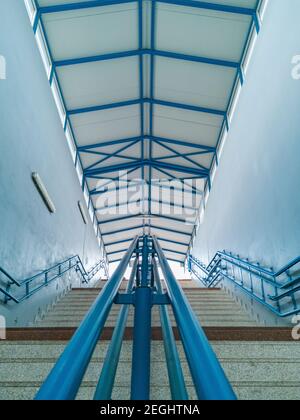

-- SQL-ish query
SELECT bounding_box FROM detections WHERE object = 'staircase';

[1,281,299,400]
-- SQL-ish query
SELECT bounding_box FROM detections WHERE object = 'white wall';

[0,0,105,326]
[193,0,300,271]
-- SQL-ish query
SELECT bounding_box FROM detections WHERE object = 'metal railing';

[35,237,139,400]
[188,251,300,318]
[154,238,236,400]
[0,255,107,304]
[35,235,236,400]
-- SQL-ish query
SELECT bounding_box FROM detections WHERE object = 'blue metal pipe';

[131,237,152,400]
[93,256,138,400]
[153,258,188,400]
[141,236,149,287]
[153,236,237,401]
[35,237,138,400]
[130,287,152,400]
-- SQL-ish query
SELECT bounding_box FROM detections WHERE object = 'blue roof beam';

[78,136,215,153]
[77,137,141,152]
[107,247,187,257]
[96,198,196,212]
[90,181,202,197]
[101,224,192,238]
[99,214,145,225]
[149,136,216,152]
[84,159,209,177]
[105,236,189,248]
[68,98,226,117]
[38,0,256,18]
[54,49,239,69]
[38,0,137,14]
[98,213,194,226]
[158,0,256,16]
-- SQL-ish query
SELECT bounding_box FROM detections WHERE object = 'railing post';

[131,236,152,400]
[153,236,236,401]
[35,237,138,400]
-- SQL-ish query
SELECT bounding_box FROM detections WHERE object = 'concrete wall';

[0,0,105,326]
[193,0,300,271]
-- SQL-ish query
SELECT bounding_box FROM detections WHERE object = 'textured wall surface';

[193,0,300,270]
[0,0,104,326]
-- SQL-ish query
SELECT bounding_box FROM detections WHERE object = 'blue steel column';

[131,236,152,400]
[153,236,237,401]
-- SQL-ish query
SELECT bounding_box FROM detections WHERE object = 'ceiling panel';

[57,57,139,109]
[70,105,141,146]
[43,3,138,60]
[155,56,237,110]
[153,105,223,146]
[156,3,252,61]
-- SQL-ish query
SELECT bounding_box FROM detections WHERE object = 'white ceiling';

[37,0,260,263]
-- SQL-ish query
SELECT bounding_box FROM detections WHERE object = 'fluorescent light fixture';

[32,172,56,213]
[78,201,88,225]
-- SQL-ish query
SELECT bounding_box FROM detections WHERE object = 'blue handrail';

[93,256,139,400]
[34,236,238,400]
[153,236,237,401]
[152,257,188,400]
[0,255,108,304]
[35,237,139,400]
[188,251,300,318]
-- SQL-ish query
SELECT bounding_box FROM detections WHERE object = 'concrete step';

[38,287,256,329]
[1,341,299,400]
[39,313,253,323]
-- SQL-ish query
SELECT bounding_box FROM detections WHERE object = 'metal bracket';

[114,293,135,305]
[152,292,170,305]
[114,291,170,306]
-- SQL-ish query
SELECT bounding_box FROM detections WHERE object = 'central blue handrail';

[153,236,236,401]
[188,251,300,318]
[0,254,108,304]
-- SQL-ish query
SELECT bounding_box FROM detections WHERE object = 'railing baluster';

[188,251,300,318]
